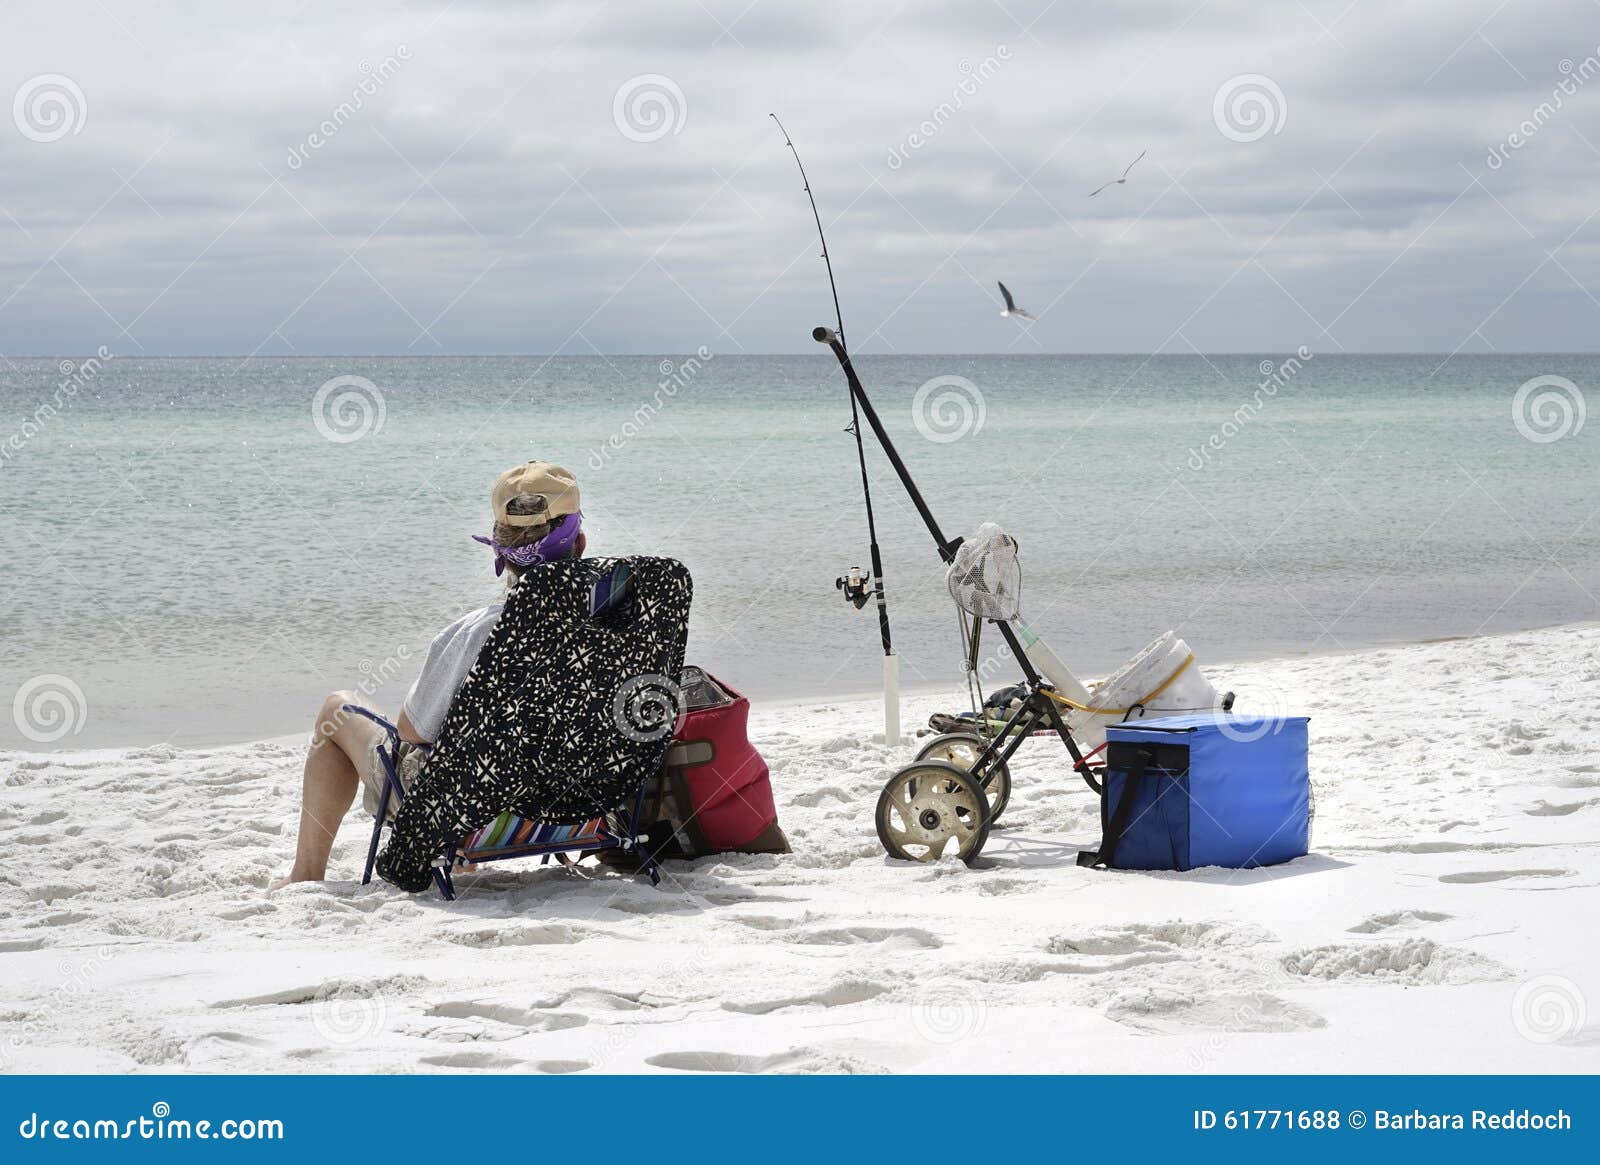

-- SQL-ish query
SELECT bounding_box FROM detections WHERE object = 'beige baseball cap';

[491,461,581,527]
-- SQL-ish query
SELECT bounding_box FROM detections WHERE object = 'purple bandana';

[473,511,582,575]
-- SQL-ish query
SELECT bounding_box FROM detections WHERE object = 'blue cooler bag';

[1078,713,1310,871]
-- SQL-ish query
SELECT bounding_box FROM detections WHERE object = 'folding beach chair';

[349,705,662,900]
[358,555,693,897]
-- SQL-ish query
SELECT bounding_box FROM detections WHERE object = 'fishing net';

[946,522,1021,621]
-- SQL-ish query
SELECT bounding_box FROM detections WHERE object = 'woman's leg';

[272,690,382,889]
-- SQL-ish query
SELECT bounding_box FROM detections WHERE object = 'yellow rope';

[1042,653,1196,716]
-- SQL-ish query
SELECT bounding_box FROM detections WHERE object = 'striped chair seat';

[459,811,613,862]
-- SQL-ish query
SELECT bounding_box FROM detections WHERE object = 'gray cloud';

[2,0,1598,355]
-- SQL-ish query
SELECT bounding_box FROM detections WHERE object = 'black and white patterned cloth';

[376,555,693,892]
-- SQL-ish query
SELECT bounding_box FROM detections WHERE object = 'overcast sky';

[2,0,1598,356]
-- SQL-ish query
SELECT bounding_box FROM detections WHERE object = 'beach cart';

[810,328,1232,865]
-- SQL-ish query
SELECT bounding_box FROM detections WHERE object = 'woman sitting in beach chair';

[272,460,589,890]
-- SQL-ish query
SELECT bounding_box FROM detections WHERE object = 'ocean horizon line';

[7,349,1600,361]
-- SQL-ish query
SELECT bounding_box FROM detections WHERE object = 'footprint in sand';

[425,1001,589,1032]
[444,923,598,948]
[1050,920,1277,956]
[538,987,661,1014]
[25,910,91,928]
[1347,909,1452,934]
[723,912,808,932]
[645,1047,881,1074]
[976,877,1039,897]
[789,787,852,808]
[1438,868,1572,884]
[784,926,942,950]
[210,976,422,1010]
[1524,800,1593,817]
[420,1050,525,1070]
[1281,938,1505,984]
[1106,991,1326,1034]
[721,979,887,1015]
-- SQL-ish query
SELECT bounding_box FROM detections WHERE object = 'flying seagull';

[997,281,1035,321]
[1089,149,1147,197]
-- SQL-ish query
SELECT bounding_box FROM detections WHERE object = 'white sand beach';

[2,624,1597,1074]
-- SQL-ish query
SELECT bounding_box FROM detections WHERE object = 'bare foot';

[268,871,319,893]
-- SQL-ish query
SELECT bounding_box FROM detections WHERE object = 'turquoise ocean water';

[1,353,1596,747]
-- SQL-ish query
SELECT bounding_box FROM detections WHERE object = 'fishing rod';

[776,124,1104,786]
[810,324,1078,756]
[771,113,901,743]
[811,326,960,563]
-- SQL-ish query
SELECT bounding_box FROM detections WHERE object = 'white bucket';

[1062,631,1221,751]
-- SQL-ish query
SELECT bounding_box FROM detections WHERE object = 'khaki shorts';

[360,739,427,823]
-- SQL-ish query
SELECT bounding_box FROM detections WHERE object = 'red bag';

[644,669,788,857]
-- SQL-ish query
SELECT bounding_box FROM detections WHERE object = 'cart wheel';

[876,761,991,865]
[914,731,1012,823]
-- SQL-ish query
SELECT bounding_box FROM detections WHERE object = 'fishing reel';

[835,566,872,610]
